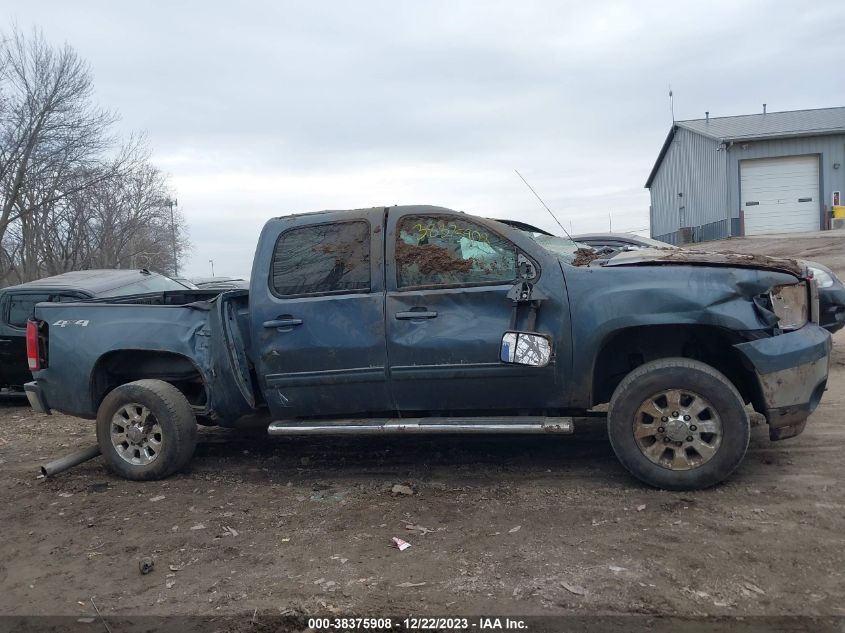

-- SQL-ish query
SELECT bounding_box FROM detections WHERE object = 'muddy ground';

[1,234,844,622]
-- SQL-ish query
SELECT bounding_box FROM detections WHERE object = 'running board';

[267,416,574,436]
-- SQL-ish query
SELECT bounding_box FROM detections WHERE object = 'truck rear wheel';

[96,379,197,481]
[607,358,750,490]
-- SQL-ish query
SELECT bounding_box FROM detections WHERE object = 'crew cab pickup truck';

[24,205,832,490]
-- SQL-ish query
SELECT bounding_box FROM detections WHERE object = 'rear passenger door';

[251,209,392,419]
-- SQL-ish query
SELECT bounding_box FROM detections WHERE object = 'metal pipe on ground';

[40,445,101,477]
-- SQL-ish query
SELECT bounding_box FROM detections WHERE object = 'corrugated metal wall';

[649,127,727,241]
[726,134,845,228]
[650,128,845,242]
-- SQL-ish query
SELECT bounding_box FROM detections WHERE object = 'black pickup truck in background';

[24,205,832,490]
[0,269,213,392]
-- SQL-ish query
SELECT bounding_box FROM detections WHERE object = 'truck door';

[251,208,392,419]
[385,209,566,412]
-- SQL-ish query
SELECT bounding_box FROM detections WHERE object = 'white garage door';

[740,155,820,235]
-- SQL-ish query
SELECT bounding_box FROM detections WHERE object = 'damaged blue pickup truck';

[24,205,831,490]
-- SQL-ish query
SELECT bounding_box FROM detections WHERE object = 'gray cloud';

[9,0,845,276]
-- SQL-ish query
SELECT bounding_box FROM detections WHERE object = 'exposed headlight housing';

[808,265,835,289]
[770,282,808,330]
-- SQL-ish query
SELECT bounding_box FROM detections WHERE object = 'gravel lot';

[1,233,844,623]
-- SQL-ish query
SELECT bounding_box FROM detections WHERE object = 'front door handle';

[395,309,438,320]
[263,318,303,328]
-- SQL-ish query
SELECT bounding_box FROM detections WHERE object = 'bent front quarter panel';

[734,324,831,430]
[33,303,213,419]
[562,263,800,408]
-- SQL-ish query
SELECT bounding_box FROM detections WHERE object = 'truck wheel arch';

[90,350,208,411]
[590,324,765,414]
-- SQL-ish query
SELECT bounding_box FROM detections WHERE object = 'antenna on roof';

[513,169,574,240]
[669,84,675,123]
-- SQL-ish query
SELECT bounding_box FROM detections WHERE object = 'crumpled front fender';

[734,324,831,437]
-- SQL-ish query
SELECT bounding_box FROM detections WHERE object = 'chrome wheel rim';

[110,403,163,466]
[633,389,722,471]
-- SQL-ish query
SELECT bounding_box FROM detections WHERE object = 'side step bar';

[267,416,574,436]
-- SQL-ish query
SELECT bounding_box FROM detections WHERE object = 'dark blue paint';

[29,205,831,433]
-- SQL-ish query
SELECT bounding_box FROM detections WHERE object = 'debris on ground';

[138,557,154,575]
[391,484,414,496]
[508,525,521,533]
[636,504,646,512]
[561,581,587,596]
[392,537,412,551]
[190,524,206,531]
[743,581,766,595]
[149,495,165,502]
[169,563,184,572]
[402,521,433,535]
[310,491,348,503]
[396,582,427,588]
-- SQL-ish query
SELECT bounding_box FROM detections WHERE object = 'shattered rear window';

[272,221,371,296]
[396,215,517,288]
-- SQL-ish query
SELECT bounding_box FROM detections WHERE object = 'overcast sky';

[8,1,845,277]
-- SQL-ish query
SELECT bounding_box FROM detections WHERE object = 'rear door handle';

[263,318,303,328]
[395,310,438,320]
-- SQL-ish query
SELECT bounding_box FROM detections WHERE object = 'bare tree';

[0,27,191,286]
[0,27,119,247]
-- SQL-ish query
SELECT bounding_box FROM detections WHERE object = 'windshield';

[97,274,188,298]
[515,230,595,264]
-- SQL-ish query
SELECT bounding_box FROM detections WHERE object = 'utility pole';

[167,198,179,276]
[209,259,215,276]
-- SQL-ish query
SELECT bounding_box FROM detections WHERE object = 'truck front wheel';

[96,379,197,481]
[607,358,750,490]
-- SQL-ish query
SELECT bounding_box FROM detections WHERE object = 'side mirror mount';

[517,254,537,280]
[500,331,552,367]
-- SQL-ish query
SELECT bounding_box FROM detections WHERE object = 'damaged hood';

[601,247,806,277]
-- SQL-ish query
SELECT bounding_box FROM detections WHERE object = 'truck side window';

[272,221,371,296]
[396,215,517,288]
[7,294,52,328]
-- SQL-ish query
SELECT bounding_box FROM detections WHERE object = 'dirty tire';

[96,379,197,481]
[608,358,750,491]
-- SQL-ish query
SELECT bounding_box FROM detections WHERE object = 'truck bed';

[33,290,256,423]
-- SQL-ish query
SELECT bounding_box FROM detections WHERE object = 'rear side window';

[396,215,517,288]
[97,276,187,298]
[272,221,371,296]
[7,294,52,328]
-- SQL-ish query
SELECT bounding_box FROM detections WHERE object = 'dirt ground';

[1,234,845,622]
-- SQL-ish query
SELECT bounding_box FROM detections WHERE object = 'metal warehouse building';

[646,106,845,244]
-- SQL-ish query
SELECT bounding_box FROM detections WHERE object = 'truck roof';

[2,269,166,296]
[273,204,459,220]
